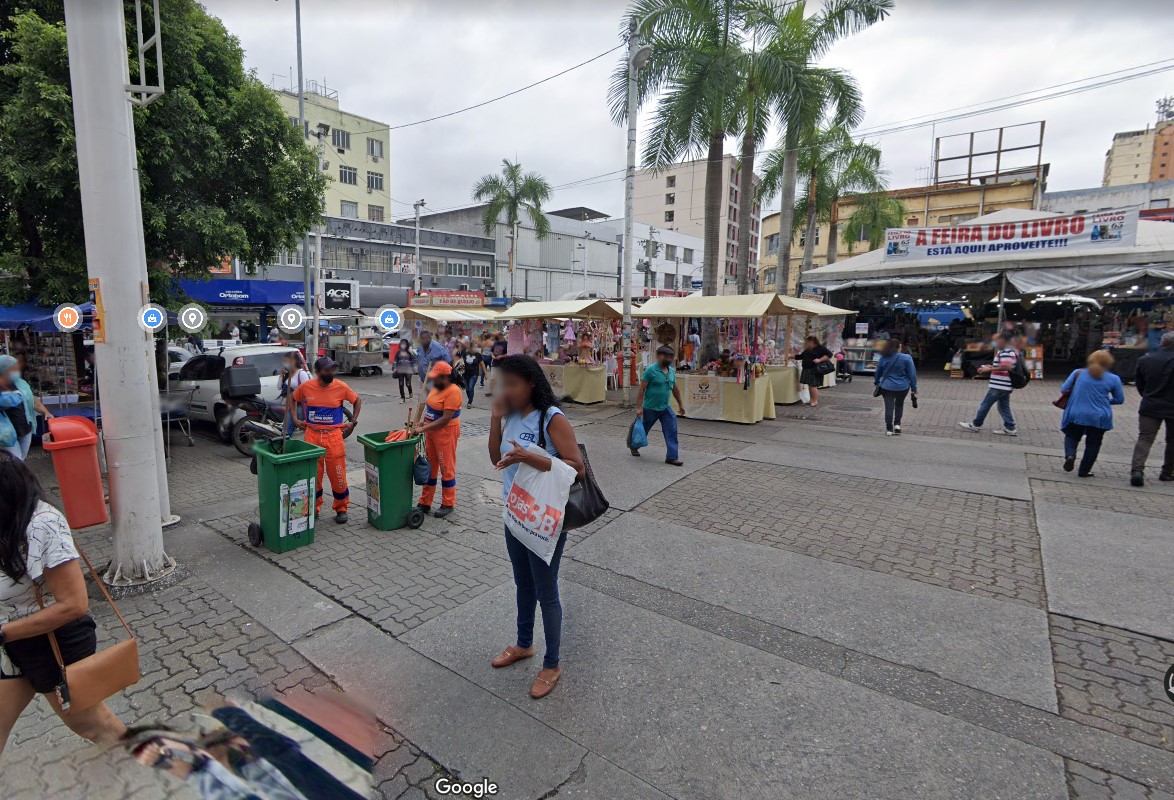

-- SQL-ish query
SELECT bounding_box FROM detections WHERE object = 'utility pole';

[295,0,313,334]
[623,18,652,403]
[64,0,174,585]
[311,224,323,358]
[413,198,425,293]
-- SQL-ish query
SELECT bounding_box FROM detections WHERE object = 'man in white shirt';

[959,331,1019,436]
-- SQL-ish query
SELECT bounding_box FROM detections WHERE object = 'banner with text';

[882,208,1139,262]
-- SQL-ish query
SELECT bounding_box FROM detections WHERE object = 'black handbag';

[538,409,609,530]
[815,360,836,376]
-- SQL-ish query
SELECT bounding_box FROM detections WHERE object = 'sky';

[200,0,1174,222]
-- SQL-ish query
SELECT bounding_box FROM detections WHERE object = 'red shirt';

[291,379,358,429]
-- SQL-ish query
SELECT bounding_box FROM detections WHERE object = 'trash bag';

[798,384,811,404]
[627,417,648,450]
[413,453,431,486]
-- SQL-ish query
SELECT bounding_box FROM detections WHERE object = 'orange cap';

[428,360,453,379]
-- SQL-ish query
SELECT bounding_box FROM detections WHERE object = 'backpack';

[1008,350,1030,389]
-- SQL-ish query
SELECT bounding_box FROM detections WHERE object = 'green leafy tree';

[471,158,552,298]
[0,2,326,305]
[841,193,907,254]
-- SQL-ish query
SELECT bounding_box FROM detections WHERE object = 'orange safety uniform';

[291,378,359,515]
[418,383,463,508]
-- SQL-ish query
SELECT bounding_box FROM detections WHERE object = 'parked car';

[174,344,302,441]
[166,345,192,382]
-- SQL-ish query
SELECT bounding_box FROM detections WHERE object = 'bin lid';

[42,416,99,451]
[357,431,422,451]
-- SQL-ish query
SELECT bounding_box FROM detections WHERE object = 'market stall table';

[501,300,621,404]
[678,373,775,423]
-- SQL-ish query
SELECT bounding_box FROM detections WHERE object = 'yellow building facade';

[757,171,1046,294]
[274,84,392,224]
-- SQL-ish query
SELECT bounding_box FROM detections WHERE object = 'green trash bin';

[249,438,326,553]
[357,432,425,531]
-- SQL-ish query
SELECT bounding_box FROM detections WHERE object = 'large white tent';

[801,208,1174,294]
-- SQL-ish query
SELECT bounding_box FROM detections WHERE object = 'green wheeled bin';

[248,438,326,552]
[357,432,426,531]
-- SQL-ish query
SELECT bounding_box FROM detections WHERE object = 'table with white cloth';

[679,374,775,424]
[540,363,607,405]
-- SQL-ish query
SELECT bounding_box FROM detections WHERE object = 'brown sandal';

[530,667,561,699]
[491,646,534,668]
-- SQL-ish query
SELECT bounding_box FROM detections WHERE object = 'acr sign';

[322,280,359,310]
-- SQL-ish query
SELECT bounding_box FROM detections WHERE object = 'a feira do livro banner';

[882,207,1139,262]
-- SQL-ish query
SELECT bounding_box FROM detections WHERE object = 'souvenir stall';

[0,302,95,410]
[635,294,819,422]
[402,307,503,348]
[500,300,621,404]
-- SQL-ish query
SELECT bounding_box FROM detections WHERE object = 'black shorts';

[1,616,97,693]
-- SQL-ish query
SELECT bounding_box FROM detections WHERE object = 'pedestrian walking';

[874,340,918,436]
[390,339,417,404]
[0,354,52,461]
[462,348,486,408]
[486,333,508,396]
[0,452,127,755]
[633,345,687,466]
[415,330,452,391]
[480,333,494,387]
[1130,330,1174,486]
[278,351,311,437]
[287,357,362,524]
[1059,350,1125,477]
[489,355,585,700]
[413,361,463,519]
[959,331,1020,436]
[796,336,834,408]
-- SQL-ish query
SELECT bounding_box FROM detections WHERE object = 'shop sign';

[323,280,359,310]
[882,207,1139,262]
[544,364,564,392]
[687,376,720,406]
[408,290,485,308]
[87,278,105,344]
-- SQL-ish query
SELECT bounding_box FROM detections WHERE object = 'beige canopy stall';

[498,299,623,404]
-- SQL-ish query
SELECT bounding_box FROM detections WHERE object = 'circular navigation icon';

[276,304,307,334]
[376,304,403,333]
[53,304,83,333]
[1165,664,1174,704]
[177,303,208,334]
[137,304,168,334]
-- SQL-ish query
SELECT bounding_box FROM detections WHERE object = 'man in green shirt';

[633,345,686,465]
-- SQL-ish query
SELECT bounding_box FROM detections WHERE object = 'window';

[241,353,288,378]
[665,193,675,205]
[367,138,384,159]
[906,217,918,226]
[664,273,676,289]
[664,211,674,223]
[857,226,869,242]
[421,258,445,276]
[665,175,676,188]
[340,200,358,218]
[331,128,351,149]
[367,171,384,191]
[447,259,470,277]
[765,233,780,254]
[798,229,820,246]
[361,250,391,271]
[471,260,493,279]
[1150,198,1170,208]
[339,166,358,185]
[682,248,694,264]
[368,205,385,222]
[664,244,677,260]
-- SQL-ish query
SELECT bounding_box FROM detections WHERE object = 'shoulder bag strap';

[536,408,549,451]
[33,544,135,676]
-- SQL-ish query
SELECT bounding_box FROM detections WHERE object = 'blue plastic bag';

[627,417,648,450]
[413,453,431,486]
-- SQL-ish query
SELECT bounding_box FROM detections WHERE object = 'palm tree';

[609,0,747,360]
[754,0,892,294]
[840,193,907,254]
[472,159,552,298]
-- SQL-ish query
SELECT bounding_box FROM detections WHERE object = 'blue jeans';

[642,407,679,460]
[3,432,32,460]
[504,526,567,669]
[972,388,1015,431]
[465,379,477,405]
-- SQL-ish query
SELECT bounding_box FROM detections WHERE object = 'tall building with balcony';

[631,155,760,294]
[273,81,392,224]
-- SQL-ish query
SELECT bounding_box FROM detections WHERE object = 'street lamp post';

[413,198,425,293]
[623,18,653,404]
[294,0,312,330]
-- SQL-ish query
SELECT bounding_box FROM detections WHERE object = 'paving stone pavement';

[6,369,1174,800]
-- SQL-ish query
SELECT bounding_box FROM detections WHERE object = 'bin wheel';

[406,508,426,529]
[372,367,383,376]
[247,522,263,547]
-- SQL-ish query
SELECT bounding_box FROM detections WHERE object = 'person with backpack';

[959,331,1022,436]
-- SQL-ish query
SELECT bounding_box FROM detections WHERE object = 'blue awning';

[0,302,95,332]
[176,279,307,306]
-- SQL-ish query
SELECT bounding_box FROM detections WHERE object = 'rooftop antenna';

[1157,95,1174,123]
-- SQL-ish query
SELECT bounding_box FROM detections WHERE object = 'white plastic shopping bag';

[503,444,577,564]
[798,383,811,404]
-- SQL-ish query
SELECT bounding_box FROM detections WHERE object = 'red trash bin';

[42,417,108,529]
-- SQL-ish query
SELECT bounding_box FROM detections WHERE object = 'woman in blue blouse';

[873,340,918,436]
[1059,350,1125,477]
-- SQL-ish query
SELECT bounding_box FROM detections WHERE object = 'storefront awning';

[403,307,501,323]
[636,293,852,318]
[502,299,621,320]
[176,278,307,306]
[0,302,95,332]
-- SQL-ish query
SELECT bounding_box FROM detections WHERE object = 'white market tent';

[801,208,1174,294]
[637,293,854,318]
[402,307,501,323]
[502,299,622,320]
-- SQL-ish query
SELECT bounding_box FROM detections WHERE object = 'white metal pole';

[64,0,173,584]
[622,19,640,404]
[312,225,323,358]
[414,199,424,293]
[296,0,312,329]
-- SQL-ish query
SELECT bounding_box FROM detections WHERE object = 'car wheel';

[216,409,234,443]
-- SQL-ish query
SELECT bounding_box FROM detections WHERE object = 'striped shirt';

[988,347,1019,392]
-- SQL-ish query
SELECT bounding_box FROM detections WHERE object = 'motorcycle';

[231,395,357,457]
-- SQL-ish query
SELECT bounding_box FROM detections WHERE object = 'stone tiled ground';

[1030,478,1174,521]
[636,457,1046,607]
[1050,615,1174,752]
[1066,759,1174,800]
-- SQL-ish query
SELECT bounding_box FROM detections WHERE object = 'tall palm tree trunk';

[701,129,724,363]
[801,168,818,271]
[826,199,839,265]
[775,127,800,295]
[735,128,756,295]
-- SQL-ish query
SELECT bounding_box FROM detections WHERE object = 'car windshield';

[241,351,292,377]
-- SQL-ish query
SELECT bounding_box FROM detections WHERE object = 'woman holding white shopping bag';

[489,355,584,700]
